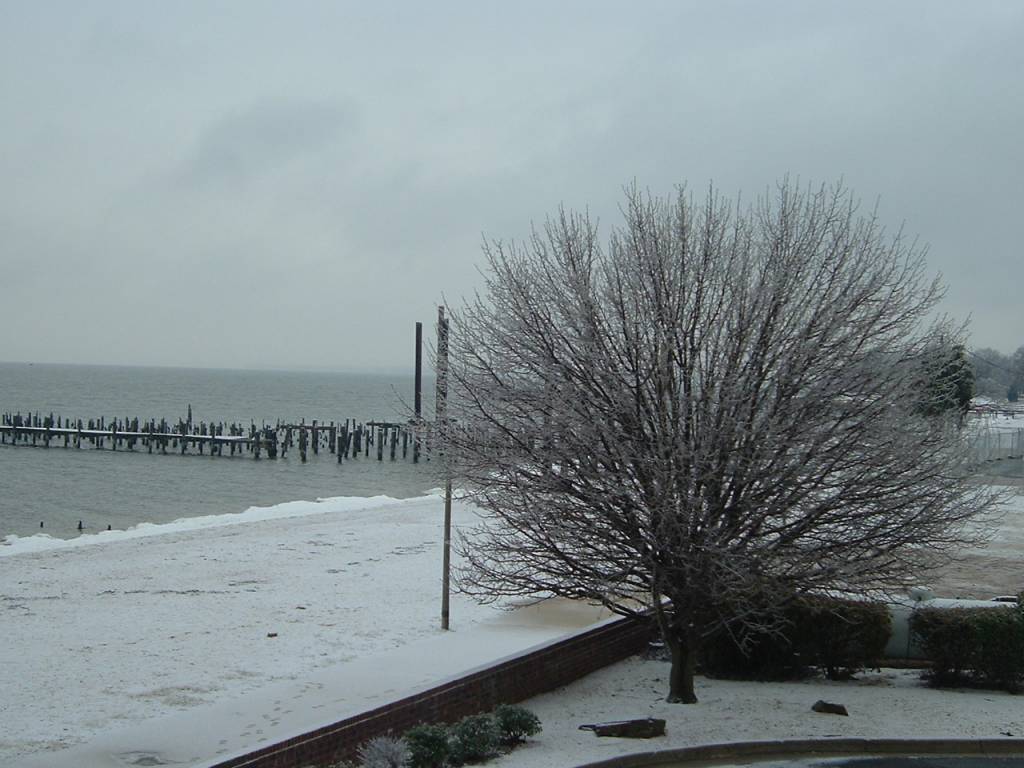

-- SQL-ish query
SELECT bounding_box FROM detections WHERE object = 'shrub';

[973,607,1024,692]
[492,705,542,745]
[700,622,806,681]
[912,604,1024,692]
[403,724,449,768]
[357,735,409,768]
[701,596,891,681]
[912,607,982,686]
[796,596,891,680]
[447,714,501,765]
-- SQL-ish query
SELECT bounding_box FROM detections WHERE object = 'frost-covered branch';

[443,180,1002,703]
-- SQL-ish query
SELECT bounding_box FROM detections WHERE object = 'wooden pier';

[2,322,439,468]
[0,411,429,464]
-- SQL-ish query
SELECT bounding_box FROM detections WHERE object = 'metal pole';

[414,321,422,463]
[442,477,452,630]
[436,306,451,630]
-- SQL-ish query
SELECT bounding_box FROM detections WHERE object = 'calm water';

[0,362,440,539]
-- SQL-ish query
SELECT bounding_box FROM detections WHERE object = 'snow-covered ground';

[492,658,1024,768]
[494,486,1024,768]
[2,485,1023,767]
[969,405,1024,462]
[1,494,511,765]
[929,482,1024,599]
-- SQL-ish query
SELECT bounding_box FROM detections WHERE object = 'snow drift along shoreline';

[0,492,434,556]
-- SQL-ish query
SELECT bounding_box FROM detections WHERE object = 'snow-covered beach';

[1,495,509,765]
[3,485,1023,767]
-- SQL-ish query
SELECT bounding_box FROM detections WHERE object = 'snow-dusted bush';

[492,704,542,745]
[701,620,808,681]
[702,596,891,681]
[910,607,978,685]
[357,735,410,768]
[912,603,1024,692]
[447,714,501,765]
[797,597,891,680]
[403,724,449,768]
[973,605,1024,692]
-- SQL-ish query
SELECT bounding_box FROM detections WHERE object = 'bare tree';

[443,181,1001,703]
[971,347,1013,399]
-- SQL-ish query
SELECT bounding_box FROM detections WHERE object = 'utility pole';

[436,306,452,630]
[414,321,422,463]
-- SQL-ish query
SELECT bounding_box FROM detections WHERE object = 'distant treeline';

[971,346,1024,401]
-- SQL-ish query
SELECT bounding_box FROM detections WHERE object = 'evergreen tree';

[1011,346,1024,404]
[918,344,974,422]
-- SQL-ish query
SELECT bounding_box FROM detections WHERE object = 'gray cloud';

[183,101,356,186]
[0,1,1021,371]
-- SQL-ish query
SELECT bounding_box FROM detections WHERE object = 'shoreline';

[0,491,439,556]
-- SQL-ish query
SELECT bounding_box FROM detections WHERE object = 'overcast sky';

[1,1,1021,372]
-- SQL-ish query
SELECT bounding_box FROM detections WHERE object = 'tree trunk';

[652,592,699,704]
[664,630,698,703]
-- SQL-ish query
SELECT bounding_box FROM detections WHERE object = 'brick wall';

[209,614,653,768]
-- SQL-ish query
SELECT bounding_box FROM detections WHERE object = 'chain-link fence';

[972,427,1024,462]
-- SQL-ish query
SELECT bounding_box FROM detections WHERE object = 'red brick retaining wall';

[210,614,653,768]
